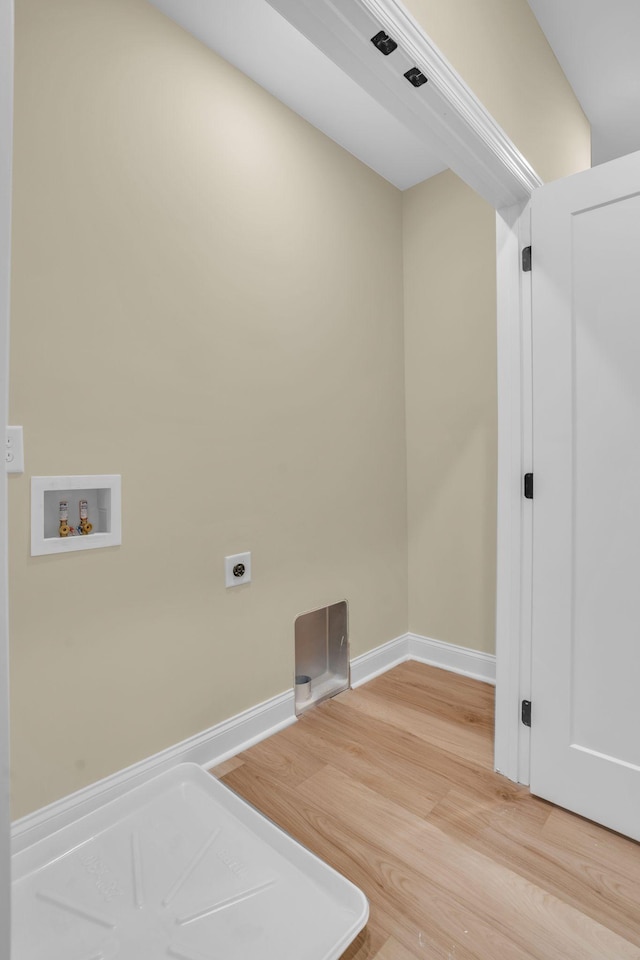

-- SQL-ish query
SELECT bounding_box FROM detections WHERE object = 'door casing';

[494,200,534,784]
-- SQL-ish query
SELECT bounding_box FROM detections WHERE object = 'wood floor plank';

[232,726,325,786]
[372,936,421,960]
[346,686,493,768]
[276,708,444,817]
[542,805,640,885]
[222,764,500,960]
[337,923,388,960]
[211,662,640,960]
[208,755,244,778]
[220,764,410,953]
[295,768,540,960]
[306,697,502,801]
[429,787,640,946]
[295,764,638,960]
[364,662,494,732]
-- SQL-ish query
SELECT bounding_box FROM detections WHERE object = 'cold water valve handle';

[78,499,93,535]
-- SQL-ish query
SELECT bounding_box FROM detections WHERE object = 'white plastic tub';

[12,763,368,960]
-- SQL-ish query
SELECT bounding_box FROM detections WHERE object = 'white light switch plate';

[6,426,24,473]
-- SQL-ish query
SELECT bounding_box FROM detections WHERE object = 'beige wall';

[404,0,591,183]
[9,0,408,817]
[403,171,497,651]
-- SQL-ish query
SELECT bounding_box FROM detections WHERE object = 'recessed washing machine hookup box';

[31,475,122,556]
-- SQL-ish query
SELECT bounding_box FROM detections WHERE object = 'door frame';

[0,0,14,950]
[494,200,534,783]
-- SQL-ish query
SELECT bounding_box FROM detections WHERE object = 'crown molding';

[268,0,543,206]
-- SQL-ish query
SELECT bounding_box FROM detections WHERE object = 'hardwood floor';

[210,662,640,960]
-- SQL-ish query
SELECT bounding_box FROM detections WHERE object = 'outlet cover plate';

[6,425,24,474]
[225,552,251,588]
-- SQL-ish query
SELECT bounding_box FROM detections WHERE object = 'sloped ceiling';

[148,0,447,190]
[149,0,640,185]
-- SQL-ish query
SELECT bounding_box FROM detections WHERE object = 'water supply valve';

[78,499,93,535]
[59,500,72,537]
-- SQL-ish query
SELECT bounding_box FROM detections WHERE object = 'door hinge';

[524,473,533,499]
[521,700,532,727]
[522,245,532,272]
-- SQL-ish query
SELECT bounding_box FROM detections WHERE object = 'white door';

[530,150,640,840]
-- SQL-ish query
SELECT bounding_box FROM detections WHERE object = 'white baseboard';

[13,632,495,852]
[350,632,496,687]
[12,689,295,854]
[350,633,410,687]
[408,633,496,684]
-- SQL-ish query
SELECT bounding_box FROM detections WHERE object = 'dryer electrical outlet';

[224,552,251,587]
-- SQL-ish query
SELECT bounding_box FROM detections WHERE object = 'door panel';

[531,151,640,840]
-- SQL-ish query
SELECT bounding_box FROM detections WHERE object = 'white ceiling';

[149,0,640,188]
[527,0,640,165]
